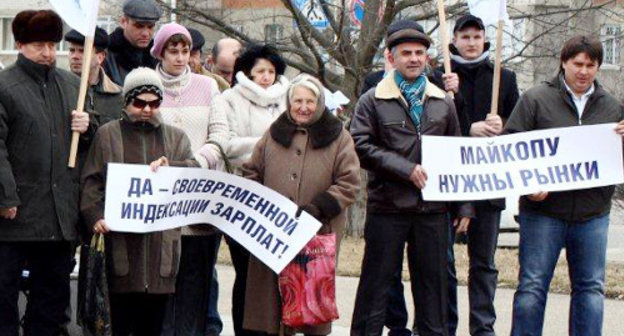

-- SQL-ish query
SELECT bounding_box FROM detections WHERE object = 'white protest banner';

[421,124,624,201]
[467,0,509,26]
[104,163,322,273]
[49,0,101,37]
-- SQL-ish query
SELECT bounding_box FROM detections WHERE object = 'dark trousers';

[385,255,411,336]
[0,241,73,336]
[226,236,259,336]
[162,235,220,336]
[351,213,449,336]
[207,234,223,335]
[447,203,501,336]
[110,292,168,336]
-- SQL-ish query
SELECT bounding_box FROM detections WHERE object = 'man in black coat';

[439,14,520,336]
[65,27,123,127]
[104,0,162,85]
[0,10,91,335]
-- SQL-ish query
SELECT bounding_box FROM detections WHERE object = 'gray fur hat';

[122,67,164,106]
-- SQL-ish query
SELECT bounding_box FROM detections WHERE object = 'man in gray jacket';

[507,35,624,336]
[0,10,91,335]
[350,20,472,336]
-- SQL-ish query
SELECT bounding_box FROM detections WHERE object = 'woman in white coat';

[211,44,289,335]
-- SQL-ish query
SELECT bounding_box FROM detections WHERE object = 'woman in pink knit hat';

[150,22,229,336]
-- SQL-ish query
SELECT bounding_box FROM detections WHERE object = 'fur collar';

[233,71,290,107]
[270,109,343,149]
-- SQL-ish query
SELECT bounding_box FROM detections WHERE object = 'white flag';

[49,0,101,37]
[467,0,509,26]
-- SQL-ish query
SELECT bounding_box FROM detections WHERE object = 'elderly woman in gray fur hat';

[81,67,198,335]
[242,74,361,335]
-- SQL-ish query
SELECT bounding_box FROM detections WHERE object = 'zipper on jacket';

[383,120,406,128]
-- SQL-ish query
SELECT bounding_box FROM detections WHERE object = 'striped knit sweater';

[158,65,229,169]
[158,65,229,235]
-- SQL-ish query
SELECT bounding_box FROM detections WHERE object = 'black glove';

[296,203,322,221]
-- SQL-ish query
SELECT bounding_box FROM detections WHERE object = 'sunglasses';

[132,97,161,110]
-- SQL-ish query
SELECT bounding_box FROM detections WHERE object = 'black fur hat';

[12,10,63,44]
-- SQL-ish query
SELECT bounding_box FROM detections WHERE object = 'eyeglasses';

[132,97,161,110]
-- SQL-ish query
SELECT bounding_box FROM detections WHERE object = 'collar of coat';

[547,74,605,100]
[233,71,290,108]
[375,69,446,104]
[95,68,122,94]
[16,53,56,83]
[270,109,343,149]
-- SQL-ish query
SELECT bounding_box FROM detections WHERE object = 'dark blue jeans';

[511,211,609,336]
[447,203,500,336]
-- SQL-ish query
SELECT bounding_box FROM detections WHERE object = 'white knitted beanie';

[122,67,164,106]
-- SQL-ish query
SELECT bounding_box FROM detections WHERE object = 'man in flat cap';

[104,0,162,85]
[0,10,91,334]
[187,27,230,92]
[65,27,123,127]
[350,20,473,336]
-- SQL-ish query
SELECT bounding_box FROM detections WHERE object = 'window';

[601,25,621,65]
[265,24,283,43]
[1,17,15,51]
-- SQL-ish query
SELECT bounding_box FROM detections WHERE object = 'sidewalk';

[215,265,624,336]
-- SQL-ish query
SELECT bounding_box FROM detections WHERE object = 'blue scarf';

[395,72,427,129]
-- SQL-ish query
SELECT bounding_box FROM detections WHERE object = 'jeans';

[0,241,73,336]
[447,203,501,336]
[511,211,609,336]
[351,213,448,336]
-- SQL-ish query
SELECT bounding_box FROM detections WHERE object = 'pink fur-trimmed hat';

[150,23,192,59]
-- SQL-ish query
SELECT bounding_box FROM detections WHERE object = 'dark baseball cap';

[385,19,431,50]
[187,28,205,52]
[64,27,109,51]
[454,14,485,33]
[123,0,162,23]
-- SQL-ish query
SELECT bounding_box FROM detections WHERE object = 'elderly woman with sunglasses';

[80,67,199,336]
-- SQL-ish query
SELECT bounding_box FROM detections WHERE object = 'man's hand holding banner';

[422,124,624,201]
[104,164,321,274]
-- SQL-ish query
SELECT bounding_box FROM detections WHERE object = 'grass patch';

[217,236,624,300]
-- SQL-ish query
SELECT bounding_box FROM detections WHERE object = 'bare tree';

[158,0,624,236]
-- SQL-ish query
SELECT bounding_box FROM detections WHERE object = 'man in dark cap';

[187,27,230,92]
[439,14,519,336]
[0,10,91,334]
[350,20,473,336]
[104,0,162,85]
[65,27,123,127]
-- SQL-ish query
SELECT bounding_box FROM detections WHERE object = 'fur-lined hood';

[232,71,290,108]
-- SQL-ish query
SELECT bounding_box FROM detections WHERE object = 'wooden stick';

[68,36,95,168]
[490,8,505,115]
[436,0,454,99]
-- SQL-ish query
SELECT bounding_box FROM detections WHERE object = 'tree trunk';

[346,170,367,238]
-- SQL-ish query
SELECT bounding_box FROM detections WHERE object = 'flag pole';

[68,36,95,168]
[490,0,505,116]
[436,0,454,99]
